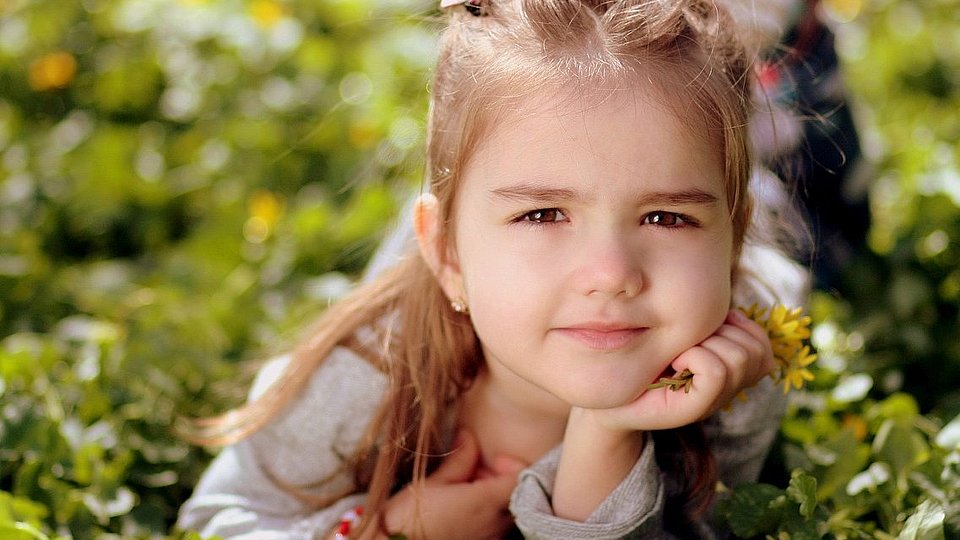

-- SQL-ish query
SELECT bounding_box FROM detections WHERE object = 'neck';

[459,366,569,469]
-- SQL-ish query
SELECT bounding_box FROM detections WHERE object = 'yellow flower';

[243,190,284,243]
[29,51,77,91]
[649,304,817,395]
[780,345,816,393]
[766,305,812,342]
[741,304,818,394]
[738,303,767,322]
[249,0,285,28]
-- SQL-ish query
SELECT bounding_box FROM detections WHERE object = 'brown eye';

[644,211,684,227]
[522,208,567,223]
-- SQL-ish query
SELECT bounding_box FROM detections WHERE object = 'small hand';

[552,311,772,521]
[590,309,774,432]
[381,430,526,540]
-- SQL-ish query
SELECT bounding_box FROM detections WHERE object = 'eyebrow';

[489,183,720,207]
[637,188,720,207]
[489,185,581,204]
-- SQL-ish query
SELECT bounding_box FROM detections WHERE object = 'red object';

[336,506,364,538]
[757,63,780,89]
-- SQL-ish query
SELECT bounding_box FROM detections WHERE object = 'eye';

[519,208,568,224]
[643,211,691,228]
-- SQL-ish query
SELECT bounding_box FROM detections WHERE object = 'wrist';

[566,406,645,449]
[553,408,645,521]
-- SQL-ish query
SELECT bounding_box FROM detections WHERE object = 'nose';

[575,229,644,299]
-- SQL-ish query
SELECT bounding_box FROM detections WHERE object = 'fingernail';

[729,309,747,323]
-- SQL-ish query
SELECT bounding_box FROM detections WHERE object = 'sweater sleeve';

[177,348,387,539]
[509,434,667,540]
[508,383,785,540]
[707,376,786,488]
[720,240,805,486]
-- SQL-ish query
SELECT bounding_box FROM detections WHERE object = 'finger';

[430,430,480,484]
[669,345,729,418]
[671,345,727,385]
[489,454,527,476]
[724,311,776,376]
[717,326,772,383]
[476,453,528,480]
[697,337,756,412]
[699,335,751,389]
[701,326,767,387]
[474,466,523,503]
[727,310,773,349]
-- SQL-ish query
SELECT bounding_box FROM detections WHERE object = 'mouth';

[554,325,649,351]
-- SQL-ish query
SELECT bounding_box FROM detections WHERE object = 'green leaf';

[0,522,50,540]
[896,499,945,540]
[872,393,921,424]
[817,430,871,499]
[785,470,818,519]
[872,419,929,474]
[0,492,48,524]
[718,483,785,538]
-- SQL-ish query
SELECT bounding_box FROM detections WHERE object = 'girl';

[178,0,809,538]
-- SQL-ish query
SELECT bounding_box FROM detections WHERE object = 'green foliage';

[718,386,960,538]
[713,0,960,535]
[827,0,960,416]
[718,471,823,539]
[0,0,958,538]
[1,0,433,537]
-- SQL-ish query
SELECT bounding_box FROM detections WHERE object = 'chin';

[564,386,644,410]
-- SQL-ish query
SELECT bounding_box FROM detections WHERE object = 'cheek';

[455,231,554,337]
[691,246,734,329]
[656,237,733,324]
[668,261,729,305]
[461,250,547,319]
[456,222,539,293]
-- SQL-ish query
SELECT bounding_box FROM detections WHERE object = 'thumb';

[489,454,527,476]
[430,430,481,484]
[475,464,524,504]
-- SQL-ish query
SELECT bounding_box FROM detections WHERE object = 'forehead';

[463,84,726,199]
[478,68,720,148]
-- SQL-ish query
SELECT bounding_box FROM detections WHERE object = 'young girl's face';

[446,85,735,413]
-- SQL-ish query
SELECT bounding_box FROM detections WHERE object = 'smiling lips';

[555,324,649,351]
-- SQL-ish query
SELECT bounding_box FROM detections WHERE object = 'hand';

[380,430,527,540]
[588,309,775,432]
[552,310,772,520]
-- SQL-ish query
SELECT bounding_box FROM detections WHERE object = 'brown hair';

[183,0,754,532]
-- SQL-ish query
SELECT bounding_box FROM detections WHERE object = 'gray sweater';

[178,246,803,540]
[178,347,787,539]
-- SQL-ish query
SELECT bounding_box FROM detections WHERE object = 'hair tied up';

[440,0,488,17]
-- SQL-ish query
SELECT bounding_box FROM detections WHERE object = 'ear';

[414,193,465,300]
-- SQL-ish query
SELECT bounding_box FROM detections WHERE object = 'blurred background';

[0,0,958,538]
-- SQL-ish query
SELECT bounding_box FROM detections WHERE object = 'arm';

[176,349,388,539]
[511,310,775,540]
[552,410,645,521]
[511,436,666,540]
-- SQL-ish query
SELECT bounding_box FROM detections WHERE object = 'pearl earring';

[450,297,469,314]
